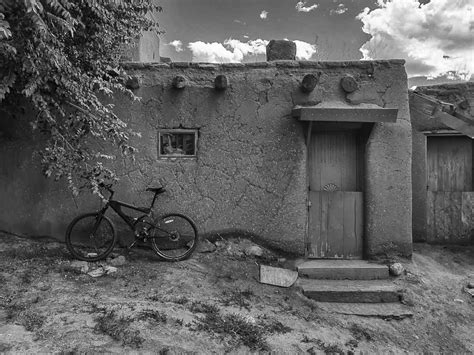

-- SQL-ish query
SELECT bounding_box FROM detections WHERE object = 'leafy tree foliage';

[0,0,160,196]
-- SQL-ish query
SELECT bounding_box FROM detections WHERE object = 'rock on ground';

[245,245,264,257]
[389,263,404,276]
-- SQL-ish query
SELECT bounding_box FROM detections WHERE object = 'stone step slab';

[315,302,414,320]
[297,260,389,280]
[298,279,402,303]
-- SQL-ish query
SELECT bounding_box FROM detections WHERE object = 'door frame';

[305,122,372,259]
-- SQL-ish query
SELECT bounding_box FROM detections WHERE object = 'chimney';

[266,40,296,61]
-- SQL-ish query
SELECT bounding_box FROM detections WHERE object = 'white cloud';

[330,3,348,15]
[357,0,474,79]
[295,1,319,12]
[188,39,269,63]
[188,39,317,63]
[294,40,317,60]
[168,40,183,52]
[260,10,268,19]
[225,38,269,57]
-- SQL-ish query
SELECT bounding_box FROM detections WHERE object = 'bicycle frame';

[103,199,152,229]
[98,187,160,230]
[96,191,171,250]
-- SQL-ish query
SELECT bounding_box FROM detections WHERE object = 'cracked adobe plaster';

[0,60,412,257]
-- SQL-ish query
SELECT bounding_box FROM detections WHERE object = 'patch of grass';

[18,310,46,332]
[260,319,292,334]
[137,309,167,323]
[20,271,34,285]
[5,302,26,320]
[220,289,254,310]
[94,310,143,348]
[146,294,161,302]
[349,323,373,341]
[312,339,345,354]
[173,318,184,326]
[0,246,67,261]
[194,310,269,351]
[189,301,219,314]
[56,264,84,276]
[303,337,345,354]
[190,301,292,351]
[345,338,359,349]
[168,296,189,305]
[0,343,12,352]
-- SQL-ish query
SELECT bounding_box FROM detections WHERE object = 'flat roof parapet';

[120,59,406,71]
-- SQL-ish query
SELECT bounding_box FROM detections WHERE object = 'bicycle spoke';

[149,214,198,261]
[66,213,116,261]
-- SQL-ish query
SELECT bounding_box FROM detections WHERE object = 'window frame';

[157,129,198,159]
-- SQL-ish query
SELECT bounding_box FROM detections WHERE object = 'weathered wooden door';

[427,136,473,243]
[308,131,364,258]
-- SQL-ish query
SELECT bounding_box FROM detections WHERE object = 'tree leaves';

[0,13,12,39]
[0,0,160,195]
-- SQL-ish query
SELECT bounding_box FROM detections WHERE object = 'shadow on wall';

[0,107,99,239]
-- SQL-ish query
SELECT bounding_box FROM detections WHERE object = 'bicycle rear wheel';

[150,213,198,261]
[65,213,116,262]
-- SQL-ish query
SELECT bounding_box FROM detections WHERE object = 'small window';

[158,129,198,158]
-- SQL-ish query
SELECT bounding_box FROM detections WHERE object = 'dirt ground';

[0,231,473,354]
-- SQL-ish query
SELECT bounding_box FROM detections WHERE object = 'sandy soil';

[0,232,473,353]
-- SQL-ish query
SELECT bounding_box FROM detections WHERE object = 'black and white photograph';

[0,0,473,352]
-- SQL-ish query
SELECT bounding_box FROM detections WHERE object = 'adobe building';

[0,41,413,259]
[410,83,474,244]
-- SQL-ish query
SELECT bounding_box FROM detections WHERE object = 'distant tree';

[0,0,161,196]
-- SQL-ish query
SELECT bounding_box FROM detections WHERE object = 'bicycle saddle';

[146,187,166,194]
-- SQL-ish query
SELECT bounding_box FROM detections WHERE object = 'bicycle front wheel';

[65,213,116,262]
[150,213,198,261]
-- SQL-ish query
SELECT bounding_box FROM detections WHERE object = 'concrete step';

[315,302,413,320]
[298,279,402,303]
[297,260,389,280]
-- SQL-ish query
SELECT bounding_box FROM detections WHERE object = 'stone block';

[266,40,296,61]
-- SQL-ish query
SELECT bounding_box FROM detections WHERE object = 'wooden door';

[427,136,473,243]
[308,131,364,258]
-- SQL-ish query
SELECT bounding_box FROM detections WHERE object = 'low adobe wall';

[0,59,412,257]
[410,83,474,243]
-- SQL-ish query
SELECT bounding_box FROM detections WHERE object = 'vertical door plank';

[354,192,364,257]
[309,191,322,257]
[342,192,356,258]
[319,134,341,191]
[426,191,436,242]
[327,192,344,258]
[427,138,439,192]
[431,192,463,243]
[342,192,364,258]
[461,192,474,242]
[320,191,330,257]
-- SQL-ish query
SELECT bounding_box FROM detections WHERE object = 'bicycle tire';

[65,212,116,262]
[150,213,198,262]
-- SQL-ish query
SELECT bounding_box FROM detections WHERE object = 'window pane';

[159,131,196,157]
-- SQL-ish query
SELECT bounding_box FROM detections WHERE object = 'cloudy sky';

[157,0,473,80]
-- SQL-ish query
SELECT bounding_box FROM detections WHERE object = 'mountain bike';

[65,184,198,262]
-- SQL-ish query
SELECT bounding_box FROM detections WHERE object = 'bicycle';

[65,184,198,262]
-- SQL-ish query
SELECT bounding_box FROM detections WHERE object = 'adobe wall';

[410,83,474,242]
[0,59,411,257]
